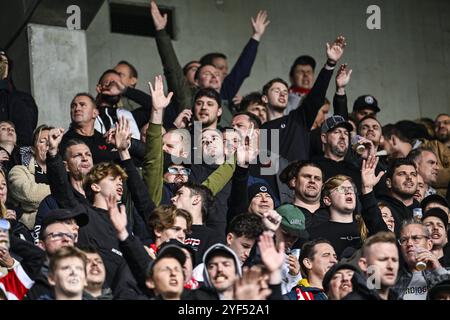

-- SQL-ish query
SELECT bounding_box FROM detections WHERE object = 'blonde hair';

[321,175,355,199]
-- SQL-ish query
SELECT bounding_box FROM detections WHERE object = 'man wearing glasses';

[308,175,361,258]
[394,220,450,300]
[25,208,88,299]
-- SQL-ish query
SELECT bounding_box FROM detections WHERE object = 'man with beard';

[314,115,362,191]
[285,239,337,300]
[435,114,450,148]
[95,69,153,139]
[414,174,427,203]
[362,156,420,238]
[422,208,450,268]
[409,147,440,197]
[308,175,362,258]
[343,231,400,300]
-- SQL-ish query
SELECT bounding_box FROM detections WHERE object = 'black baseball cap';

[421,194,449,211]
[147,241,187,278]
[353,95,380,113]
[422,208,449,229]
[321,115,353,134]
[158,238,196,267]
[40,207,89,238]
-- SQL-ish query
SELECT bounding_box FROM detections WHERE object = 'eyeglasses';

[331,186,355,194]
[45,232,76,241]
[167,167,191,175]
[398,235,429,246]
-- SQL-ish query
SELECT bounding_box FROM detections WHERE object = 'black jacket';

[0,80,38,146]
[342,271,399,300]
[261,64,334,162]
[375,194,420,236]
[46,153,154,298]
[360,191,390,236]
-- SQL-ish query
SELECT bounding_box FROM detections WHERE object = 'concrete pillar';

[28,23,89,128]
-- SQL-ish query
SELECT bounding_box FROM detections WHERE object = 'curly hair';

[83,162,127,201]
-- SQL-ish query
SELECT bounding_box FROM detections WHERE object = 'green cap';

[276,204,308,237]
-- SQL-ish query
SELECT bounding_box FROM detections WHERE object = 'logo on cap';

[365,96,374,104]
[260,186,268,192]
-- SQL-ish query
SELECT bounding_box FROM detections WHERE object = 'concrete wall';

[82,0,450,125]
[28,24,89,128]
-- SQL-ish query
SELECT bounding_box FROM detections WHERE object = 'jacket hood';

[202,243,242,289]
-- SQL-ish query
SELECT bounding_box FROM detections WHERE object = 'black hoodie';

[376,194,420,236]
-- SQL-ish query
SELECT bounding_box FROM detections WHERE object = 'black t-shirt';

[308,220,362,258]
[313,156,362,192]
[60,128,116,164]
[185,225,224,267]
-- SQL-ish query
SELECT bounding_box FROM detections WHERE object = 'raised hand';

[261,209,282,233]
[150,1,167,31]
[258,232,285,273]
[114,116,132,151]
[251,10,270,41]
[106,194,129,241]
[149,75,173,112]
[336,63,353,91]
[361,155,385,194]
[234,266,272,300]
[236,126,259,167]
[48,128,65,156]
[326,35,346,63]
[173,109,193,129]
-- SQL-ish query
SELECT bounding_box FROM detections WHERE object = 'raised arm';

[142,75,173,205]
[333,63,352,119]
[113,116,156,223]
[150,0,193,112]
[221,10,270,105]
[46,128,80,209]
[299,36,346,129]
[360,155,389,235]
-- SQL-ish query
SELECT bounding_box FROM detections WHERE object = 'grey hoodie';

[202,243,242,290]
